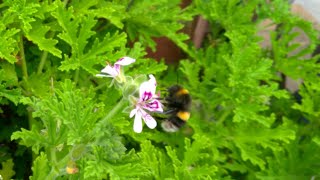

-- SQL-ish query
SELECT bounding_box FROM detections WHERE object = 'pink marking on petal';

[146,101,159,109]
[139,82,154,100]
[138,75,158,100]
[114,64,121,75]
[144,100,163,112]
[142,91,152,101]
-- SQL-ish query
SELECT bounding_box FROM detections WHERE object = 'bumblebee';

[161,85,192,132]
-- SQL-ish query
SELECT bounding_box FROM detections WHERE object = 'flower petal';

[139,76,156,101]
[130,108,137,118]
[148,74,157,87]
[140,109,157,129]
[96,74,112,77]
[101,65,118,77]
[147,75,157,96]
[143,99,163,112]
[113,64,121,74]
[115,57,136,66]
[133,111,143,133]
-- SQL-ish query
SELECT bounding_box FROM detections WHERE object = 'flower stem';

[217,110,230,125]
[74,69,79,84]
[19,36,33,128]
[51,147,57,163]
[20,36,37,162]
[94,82,108,91]
[19,36,28,79]
[37,51,48,75]
[90,97,127,142]
[101,97,127,124]
[63,0,69,7]
[46,147,59,179]
[37,31,55,75]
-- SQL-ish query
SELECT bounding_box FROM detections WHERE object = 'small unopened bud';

[66,161,79,174]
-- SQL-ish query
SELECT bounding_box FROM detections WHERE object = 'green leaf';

[4,0,40,32]
[53,1,127,74]
[0,63,19,85]
[0,83,21,105]
[84,150,149,179]
[138,140,173,179]
[11,127,47,154]
[180,60,201,89]
[52,2,78,46]
[77,32,127,74]
[0,23,19,63]
[31,79,103,145]
[233,123,295,170]
[0,69,21,105]
[127,58,167,77]
[292,82,320,117]
[89,124,127,163]
[0,158,15,180]
[256,139,320,179]
[125,0,193,50]
[166,146,182,179]
[92,2,126,29]
[29,153,50,180]
[183,136,218,178]
[313,137,320,146]
[12,80,104,152]
[264,0,320,83]
[25,21,62,58]
[20,72,52,98]
[165,136,218,179]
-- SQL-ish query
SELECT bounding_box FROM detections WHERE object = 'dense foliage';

[0,0,319,179]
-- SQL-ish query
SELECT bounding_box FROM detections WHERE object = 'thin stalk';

[19,36,33,129]
[217,110,230,125]
[50,147,57,163]
[74,69,80,84]
[46,147,59,179]
[63,0,69,7]
[19,36,28,79]
[100,97,127,124]
[37,31,55,74]
[20,36,37,162]
[94,82,108,91]
[37,51,48,75]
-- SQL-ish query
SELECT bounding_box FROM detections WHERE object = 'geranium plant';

[0,0,319,179]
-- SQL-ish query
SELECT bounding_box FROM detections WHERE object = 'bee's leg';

[162,109,176,114]
[152,109,175,115]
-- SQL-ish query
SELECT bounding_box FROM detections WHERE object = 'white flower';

[96,56,135,82]
[129,75,163,133]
